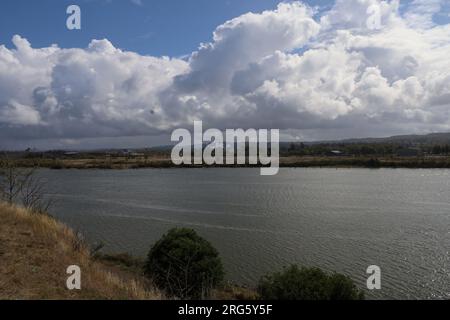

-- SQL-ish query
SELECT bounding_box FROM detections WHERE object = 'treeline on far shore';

[3,134,450,169]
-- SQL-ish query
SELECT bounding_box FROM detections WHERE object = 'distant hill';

[5,132,450,154]
[152,132,450,150]
[333,132,450,145]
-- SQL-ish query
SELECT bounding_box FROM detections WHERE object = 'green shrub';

[258,265,364,300]
[144,228,224,299]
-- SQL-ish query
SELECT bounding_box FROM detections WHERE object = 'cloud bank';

[1,0,450,148]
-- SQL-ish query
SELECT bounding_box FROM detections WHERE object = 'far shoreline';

[5,155,450,170]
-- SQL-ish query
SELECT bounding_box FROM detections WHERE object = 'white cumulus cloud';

[1,0,450,148]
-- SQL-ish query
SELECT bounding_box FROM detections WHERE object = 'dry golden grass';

[212,284,259,300]
[0,202,162,300]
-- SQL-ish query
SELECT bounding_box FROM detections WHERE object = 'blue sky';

[0,0,333,57]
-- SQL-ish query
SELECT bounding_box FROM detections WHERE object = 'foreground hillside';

[0,202,161,300]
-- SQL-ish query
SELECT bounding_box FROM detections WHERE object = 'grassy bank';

[0,202,162,300]
[0,202,257,300]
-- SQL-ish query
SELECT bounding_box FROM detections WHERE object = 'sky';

[0,0,450,150]
[0,0,333,57]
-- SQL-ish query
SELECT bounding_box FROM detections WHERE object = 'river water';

[40,168,449,299]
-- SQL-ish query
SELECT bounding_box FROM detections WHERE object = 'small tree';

[258,265,364,300]
[0,157,25,204]
[144,228,224,299]
[19,168,53,214]
[0,156,52,214]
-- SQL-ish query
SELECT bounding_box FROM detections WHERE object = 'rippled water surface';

[41,168,449,299]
